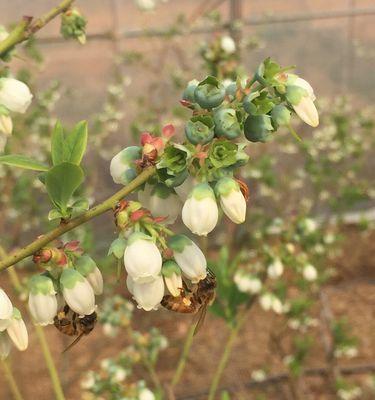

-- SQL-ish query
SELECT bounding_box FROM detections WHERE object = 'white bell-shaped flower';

[303,264,318,281]
[0,288,13,323]
[259,293,283,314]
[234,272,262,294]
[6,308,28,351]
[220,35,236,54]
[215,177,246,224]
[0,78,33,113]
[174,175,197,202]
[138,183,181,225]
[76,254,104,295]
[132,276,164,311]
[286,75,319,127]
[110,146,141,185]
[60,268,96,315]
[124,232,162,283]
[267,258,284,279]
[0,331,11,359]
[0,114,12,135]
[169,235,207,283]
[182,183,218,236]
[162,260,183,297]
[139,388,155,400]
[28,275,58,326]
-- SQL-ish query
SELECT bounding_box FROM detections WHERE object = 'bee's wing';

[193,303,208,336]
[62,332,84,353]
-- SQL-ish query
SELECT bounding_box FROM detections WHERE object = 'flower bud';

[28,275,58,326]
[132,276,164,311]
[182,183,218,236]
[234,272,262,294]
[0,332,11,359]
[185,115,214,145]
[0,78,33,113]
[169,235,207,283]
[213,108,241,139]
[302,264,318,281]
[194,76,225,109]
[267,258,284,279]
[0,114,12,135]
[220,35,236,54]
[0,288,13,322]
[60,269,95,315]
[6,308,28,351]
[215,178,246,224]
[162,260,183,297]
[244,114,273,143]
[76,255,104,295]
[138,183,181,225]
[124,232,162,283]
[110,146,141,185]
[286,76,319,127]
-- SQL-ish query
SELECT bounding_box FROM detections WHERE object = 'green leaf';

[50,120,88,166]
[51,121,67,166]
[65,120,88,165]
[45,162,84,213]
[48,209,64,221]
[0,154,49,171]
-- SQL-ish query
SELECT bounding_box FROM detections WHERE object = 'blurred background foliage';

[0,1,374,399]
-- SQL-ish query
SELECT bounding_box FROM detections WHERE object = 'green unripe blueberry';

[271,105,291,126]
[244,115,273,143]
[185,115,214,145]
[224,81,237,98]
[194,76,225,109]
[182,79,199,102]
[213,108,242,139]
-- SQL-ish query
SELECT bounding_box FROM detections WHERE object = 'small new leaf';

[45,162,84,214]
[65,120,88,165]
[51,121,67,166]
[51,120,88,166]
[0,154,49,171]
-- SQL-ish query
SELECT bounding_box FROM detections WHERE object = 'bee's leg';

[63,304,70,314]
[72,312,78,333]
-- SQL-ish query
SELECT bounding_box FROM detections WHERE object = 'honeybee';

[53,304,97,352]
[161,269,216,334]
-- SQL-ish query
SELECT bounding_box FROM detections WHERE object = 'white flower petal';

[133,276,164,311]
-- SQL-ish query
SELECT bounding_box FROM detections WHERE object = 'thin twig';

[0,0,75,57]
[0,166,156,272]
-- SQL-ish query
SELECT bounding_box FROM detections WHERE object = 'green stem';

[207,290,261,400]
[0,166,156,272]
[288,123,302,142]
[207,324,240,400]
[0,359,24,400]
[0,0,75,57]
[171,321,196,388]
[34,325,66,400]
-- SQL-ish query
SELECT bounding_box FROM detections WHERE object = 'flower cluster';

[108,200,207,310]
[0,288,28,358]
[29,241,103,325]
[60,8,87,44]
[81,328,166,400]
[108,59,319,313]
